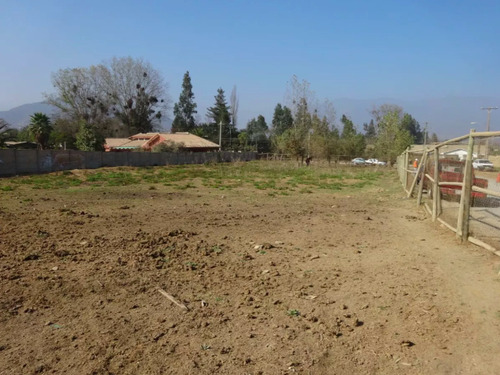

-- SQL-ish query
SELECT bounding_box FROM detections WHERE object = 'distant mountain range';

[0,102,58,129]
[1,97,499,139]
[0,102,173,131]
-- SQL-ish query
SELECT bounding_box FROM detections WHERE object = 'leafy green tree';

[206,88,236,149]
[279,127,308,161]
[271,103,294,136]
[75,121,104,151]
[374,109,413,165]
[308,113,339,162]
[29,113,53,149]
[190,126,205,138]
[339,115,366,159]
[15,126,32,142]
[246,115,270,153]
[238,131,250,150]
[152,140,184,152]
[48,117,79,149]
[0,118,16,147]
[430,132,439,143]
[172,71,197,132]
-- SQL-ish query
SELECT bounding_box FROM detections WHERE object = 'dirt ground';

[2,166,500,374]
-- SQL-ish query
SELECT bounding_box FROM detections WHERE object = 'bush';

[152,140,185,153]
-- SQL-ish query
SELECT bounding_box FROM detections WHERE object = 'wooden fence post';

[407,151,425,198]
[456,130,475,241]
[436,148,442,216]
[432,149,440,221]
[416,150,428,206]
[403,148,409,189]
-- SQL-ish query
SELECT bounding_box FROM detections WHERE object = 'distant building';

[104,132,219,152]
[5,141,38,149]
[442,149,477,161]
[410,143,485,159]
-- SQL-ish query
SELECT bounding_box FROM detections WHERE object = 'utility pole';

[481,106,498,159]
[423,122,428,146]
[219,120,222,151]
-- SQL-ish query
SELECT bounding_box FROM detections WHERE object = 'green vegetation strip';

[0,161,385,192]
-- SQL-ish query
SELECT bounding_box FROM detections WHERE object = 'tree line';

[0,57,438,162]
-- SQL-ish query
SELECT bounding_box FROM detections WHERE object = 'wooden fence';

[398,129,500,255]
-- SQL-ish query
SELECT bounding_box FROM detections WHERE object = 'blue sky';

[1,0,500,136]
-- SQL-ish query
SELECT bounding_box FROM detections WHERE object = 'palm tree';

[29,113,52,149]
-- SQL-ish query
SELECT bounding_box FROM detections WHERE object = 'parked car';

[366,158,387,166]
[472,159,494,171]
[351,158,366,165]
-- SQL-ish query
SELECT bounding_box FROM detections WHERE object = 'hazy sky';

[1,0,499,133]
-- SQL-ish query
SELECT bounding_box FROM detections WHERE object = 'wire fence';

[398,130,500,255]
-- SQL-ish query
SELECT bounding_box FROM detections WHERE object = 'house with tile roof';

[104,132,219,152]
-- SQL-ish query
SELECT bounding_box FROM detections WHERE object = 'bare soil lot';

[1,162,500,374]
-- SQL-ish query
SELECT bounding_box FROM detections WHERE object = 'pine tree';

[340,115,366,159]
[246,115,269,152]
[401,113,423,144]
[206,88,236,149]
[172,71,197,133]
[271,103,293,136]
[363,119,377,140]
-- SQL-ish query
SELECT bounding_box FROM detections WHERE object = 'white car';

[472,159,494,171]
[351,158,366,165]
[366,158,387,166]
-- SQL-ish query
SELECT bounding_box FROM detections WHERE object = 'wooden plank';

[437,217,458,233]
[158,289,189,311]
[468,236,498,254]
[472,186,500,197]
[439,182,463,187]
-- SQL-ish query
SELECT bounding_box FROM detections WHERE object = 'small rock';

[51,266,58,271]
[310,255,320,260]
[23,254,39,261]
[401,340,415,347]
